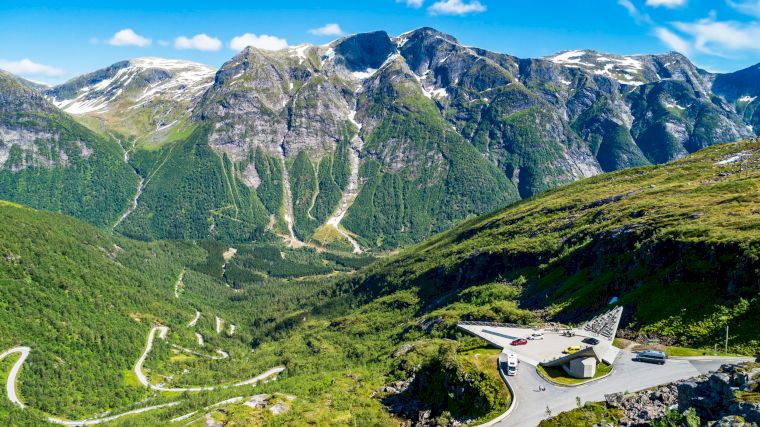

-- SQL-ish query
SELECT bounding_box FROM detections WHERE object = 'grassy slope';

[345,139,760,353]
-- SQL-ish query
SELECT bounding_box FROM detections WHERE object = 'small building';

[540,346,602,379]
[564,355,597,378]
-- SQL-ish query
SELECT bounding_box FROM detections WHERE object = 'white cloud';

[645,0,686,8]
[174,33,222,51]
[728,0,760,18]
[0,58,64,77]
[108,28,151,47]
[230,33,288,51]
[673,16,760,55]
[308,23,343,36]
[653,27,692,54]
[428,0,486,16]
[618,0,654,25]
[397,0,424,8]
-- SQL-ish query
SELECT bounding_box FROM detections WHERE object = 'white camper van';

[505,352,519,376]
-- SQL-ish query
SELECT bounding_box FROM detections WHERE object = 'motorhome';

[506,352,519,376]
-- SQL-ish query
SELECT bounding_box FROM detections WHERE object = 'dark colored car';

[634,350,666,365]
[511,338,528,346]
[583,337,600,345]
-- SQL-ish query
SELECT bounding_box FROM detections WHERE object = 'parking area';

[458,324,618,366]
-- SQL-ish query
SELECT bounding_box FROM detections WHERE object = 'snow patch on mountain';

[50,57,215,115]
[547,50,646,86]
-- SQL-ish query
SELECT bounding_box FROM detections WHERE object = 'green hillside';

[346,138,760,353]
[1,140,759,426]
[0,201,368,425]
[0,71,137,227]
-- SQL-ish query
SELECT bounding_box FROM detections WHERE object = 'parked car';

[511,338,528,346]
[564,345,581,354]
[582,337,600,345]
[634,350,666,365]
[528,332,544,340]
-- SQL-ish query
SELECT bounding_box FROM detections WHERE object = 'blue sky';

[2,0,760,84]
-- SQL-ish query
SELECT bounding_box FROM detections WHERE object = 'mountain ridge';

[3,27,758,250]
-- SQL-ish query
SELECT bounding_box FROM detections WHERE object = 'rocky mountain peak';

[395,27,459,47]
[332,30,396,72]
[46,57,214,115]
[0,70,55,114]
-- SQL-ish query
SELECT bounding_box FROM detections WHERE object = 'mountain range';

[2,27,760,251]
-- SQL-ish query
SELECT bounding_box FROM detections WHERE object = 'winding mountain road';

[135,326,284,392]
[188,311,201,327]
[0,346,30,409]
[1,324,285,425]
[0,346,181,425]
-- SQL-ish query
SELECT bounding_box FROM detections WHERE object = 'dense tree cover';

[0,200,372,424]
[287,148,349,241]
[0,112,137,228]
[252,147,284,218]
[289,150,320,239]
[343,78,517,249]
[117,126,270,241]
[332,127,352,191]
[0,201,201,418]
[312,154,343,224]
[0,197,516,426]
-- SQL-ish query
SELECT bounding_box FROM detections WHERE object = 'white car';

[527,332,544,340]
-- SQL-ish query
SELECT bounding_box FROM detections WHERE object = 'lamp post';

[725,324,729,354]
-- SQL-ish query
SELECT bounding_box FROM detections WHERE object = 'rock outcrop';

[603,362,760,426]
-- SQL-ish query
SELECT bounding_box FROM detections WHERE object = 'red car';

[510,338,528,346]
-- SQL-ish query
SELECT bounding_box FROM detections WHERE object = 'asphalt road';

[0,346,30,408]
[494,351,752,427]
[135,326,284,392]
[1,324,284,425]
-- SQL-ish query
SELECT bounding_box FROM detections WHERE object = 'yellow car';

[564,345,581,354]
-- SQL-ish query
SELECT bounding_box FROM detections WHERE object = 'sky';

[2,0,760,84]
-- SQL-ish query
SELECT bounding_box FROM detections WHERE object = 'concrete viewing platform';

[457,307,624,378]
